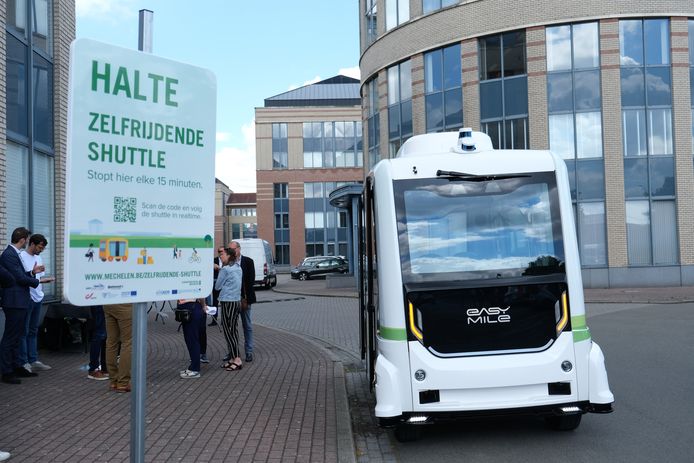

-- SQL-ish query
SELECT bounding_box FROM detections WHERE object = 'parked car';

[290,256,349,281]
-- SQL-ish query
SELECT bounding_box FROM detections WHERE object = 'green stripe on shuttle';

[572,315,590,342]
[573,329,591,343]
[379,326,407,341]
[571,314,587,329]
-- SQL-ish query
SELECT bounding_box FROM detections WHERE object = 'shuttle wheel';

[394,425,422,442]
[545,414,582,431]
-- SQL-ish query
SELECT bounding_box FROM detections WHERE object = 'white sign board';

[64,38,216,305]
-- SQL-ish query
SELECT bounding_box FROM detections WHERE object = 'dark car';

[290,256,349,281]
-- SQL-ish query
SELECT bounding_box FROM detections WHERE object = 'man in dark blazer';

[229,241,256,362]
[0,227,41,384]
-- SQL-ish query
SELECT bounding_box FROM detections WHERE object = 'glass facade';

[423,0,458,14]
[365,0,377,45]
[304,182,350,259]
[303,121,363,168]
[273,183,290,264]
[479,30,529,149]
[5,0,56,297]
[424,43,462,133]
[366,78,380,169]
[272,123,288,169]
[385,0,409,30]
[620,19,678,265]
[546,22,606,266]
[387,60,413,155]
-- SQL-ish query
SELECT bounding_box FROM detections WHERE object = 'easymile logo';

[466,306,511,325]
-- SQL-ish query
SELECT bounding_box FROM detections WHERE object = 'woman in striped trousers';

[214,247,243,371]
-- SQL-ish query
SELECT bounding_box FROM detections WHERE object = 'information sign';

[64,38,216,305]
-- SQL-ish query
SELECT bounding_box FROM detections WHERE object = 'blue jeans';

[19,301,42,365]
[89,306,107,372]
[180,301,205,372]
[240,305,253,355]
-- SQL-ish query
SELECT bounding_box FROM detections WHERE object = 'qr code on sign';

[114,196,137,223]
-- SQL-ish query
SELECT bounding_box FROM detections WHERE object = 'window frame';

[5,0,57,299]
[619,18,678,267]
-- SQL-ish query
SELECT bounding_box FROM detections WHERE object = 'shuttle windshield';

[394,172,565,284]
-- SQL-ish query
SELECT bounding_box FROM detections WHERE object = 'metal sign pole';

[132,10,153,463]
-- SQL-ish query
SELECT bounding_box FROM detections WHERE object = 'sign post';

[65,36,216,462]
[130,10,154,463]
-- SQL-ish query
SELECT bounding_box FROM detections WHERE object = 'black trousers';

[1,307,28,375]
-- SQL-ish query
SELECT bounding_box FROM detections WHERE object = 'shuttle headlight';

[556,291,569,335]
[408,301,423,341]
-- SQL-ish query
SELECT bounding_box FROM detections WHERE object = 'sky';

[75,0,361,192]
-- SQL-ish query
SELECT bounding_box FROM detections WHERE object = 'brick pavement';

[254,285,397,463]
[0,308,352,463]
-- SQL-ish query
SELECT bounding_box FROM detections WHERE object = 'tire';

[394,425,422,442]
[271,277,277,287]
[545,414,582,431]
[298,272,309,281]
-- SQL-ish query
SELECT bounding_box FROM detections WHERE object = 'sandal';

[221,361,233,369]
[225,362,242,371]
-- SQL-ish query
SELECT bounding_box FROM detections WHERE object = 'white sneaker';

[179,369,200,379]
[22,363,33,373]
[0,450,10,461]
[31,361,52,371]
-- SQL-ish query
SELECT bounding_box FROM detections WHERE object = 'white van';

[236,238,277,289]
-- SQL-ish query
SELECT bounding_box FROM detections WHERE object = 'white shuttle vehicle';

[358,129,613,441]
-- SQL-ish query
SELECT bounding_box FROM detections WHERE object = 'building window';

[231,207,256,217]
[365,78,381,169]
[386,0,409,30]
[423,0,457,14]
[5,0,56,298]
[242,223,257,239]
[304,182,350,259]
[620,18,677,266]
[387,60,413,155]
[547,22,606,266]
[424,43,462,133]
[303,121,363,168]
[479,30,529,149]
[272,123,288,169]
[365,0,378,45]
[273,183,290,264]
[231,223,241,239]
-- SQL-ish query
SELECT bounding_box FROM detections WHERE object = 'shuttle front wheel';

[394,424,422,442]
[545,413,582,431]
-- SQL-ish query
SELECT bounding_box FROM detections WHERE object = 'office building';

[255,76,363,266]
[358,0,694,287]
